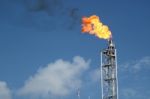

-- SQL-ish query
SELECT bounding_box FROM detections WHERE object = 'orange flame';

[81,15,112,39]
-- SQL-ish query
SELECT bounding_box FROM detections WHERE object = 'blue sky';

[0,0,150,99]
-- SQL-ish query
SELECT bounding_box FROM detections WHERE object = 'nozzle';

[108,38,113,46]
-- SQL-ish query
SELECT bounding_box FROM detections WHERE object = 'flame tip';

[81,15,112,40]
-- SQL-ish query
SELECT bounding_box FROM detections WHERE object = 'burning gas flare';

[81,15,112,39]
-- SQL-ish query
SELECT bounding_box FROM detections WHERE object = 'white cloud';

[90,68,100,83]
[18,56,90,97]
[0,81,12,99]
[120,56,150,73]
[121,88,137,98]
[121,88,150,99]
[133,56,150,72]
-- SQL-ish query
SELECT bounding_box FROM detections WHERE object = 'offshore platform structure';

[101,39,119,99]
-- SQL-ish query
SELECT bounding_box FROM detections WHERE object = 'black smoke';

[24,0,81,29]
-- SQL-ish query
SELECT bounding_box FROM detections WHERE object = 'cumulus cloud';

[89,68,100,83]
[121,88,137,98]
[18,56,90,97]
[120,56,150,73]
[0,81,12,99]
[121,88,150,99]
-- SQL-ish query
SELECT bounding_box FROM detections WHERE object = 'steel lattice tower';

[101,39,118,99]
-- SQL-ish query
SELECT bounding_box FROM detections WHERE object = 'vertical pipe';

[100,52,103,99]
[110,49,115,98]
[115,49,119,99]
